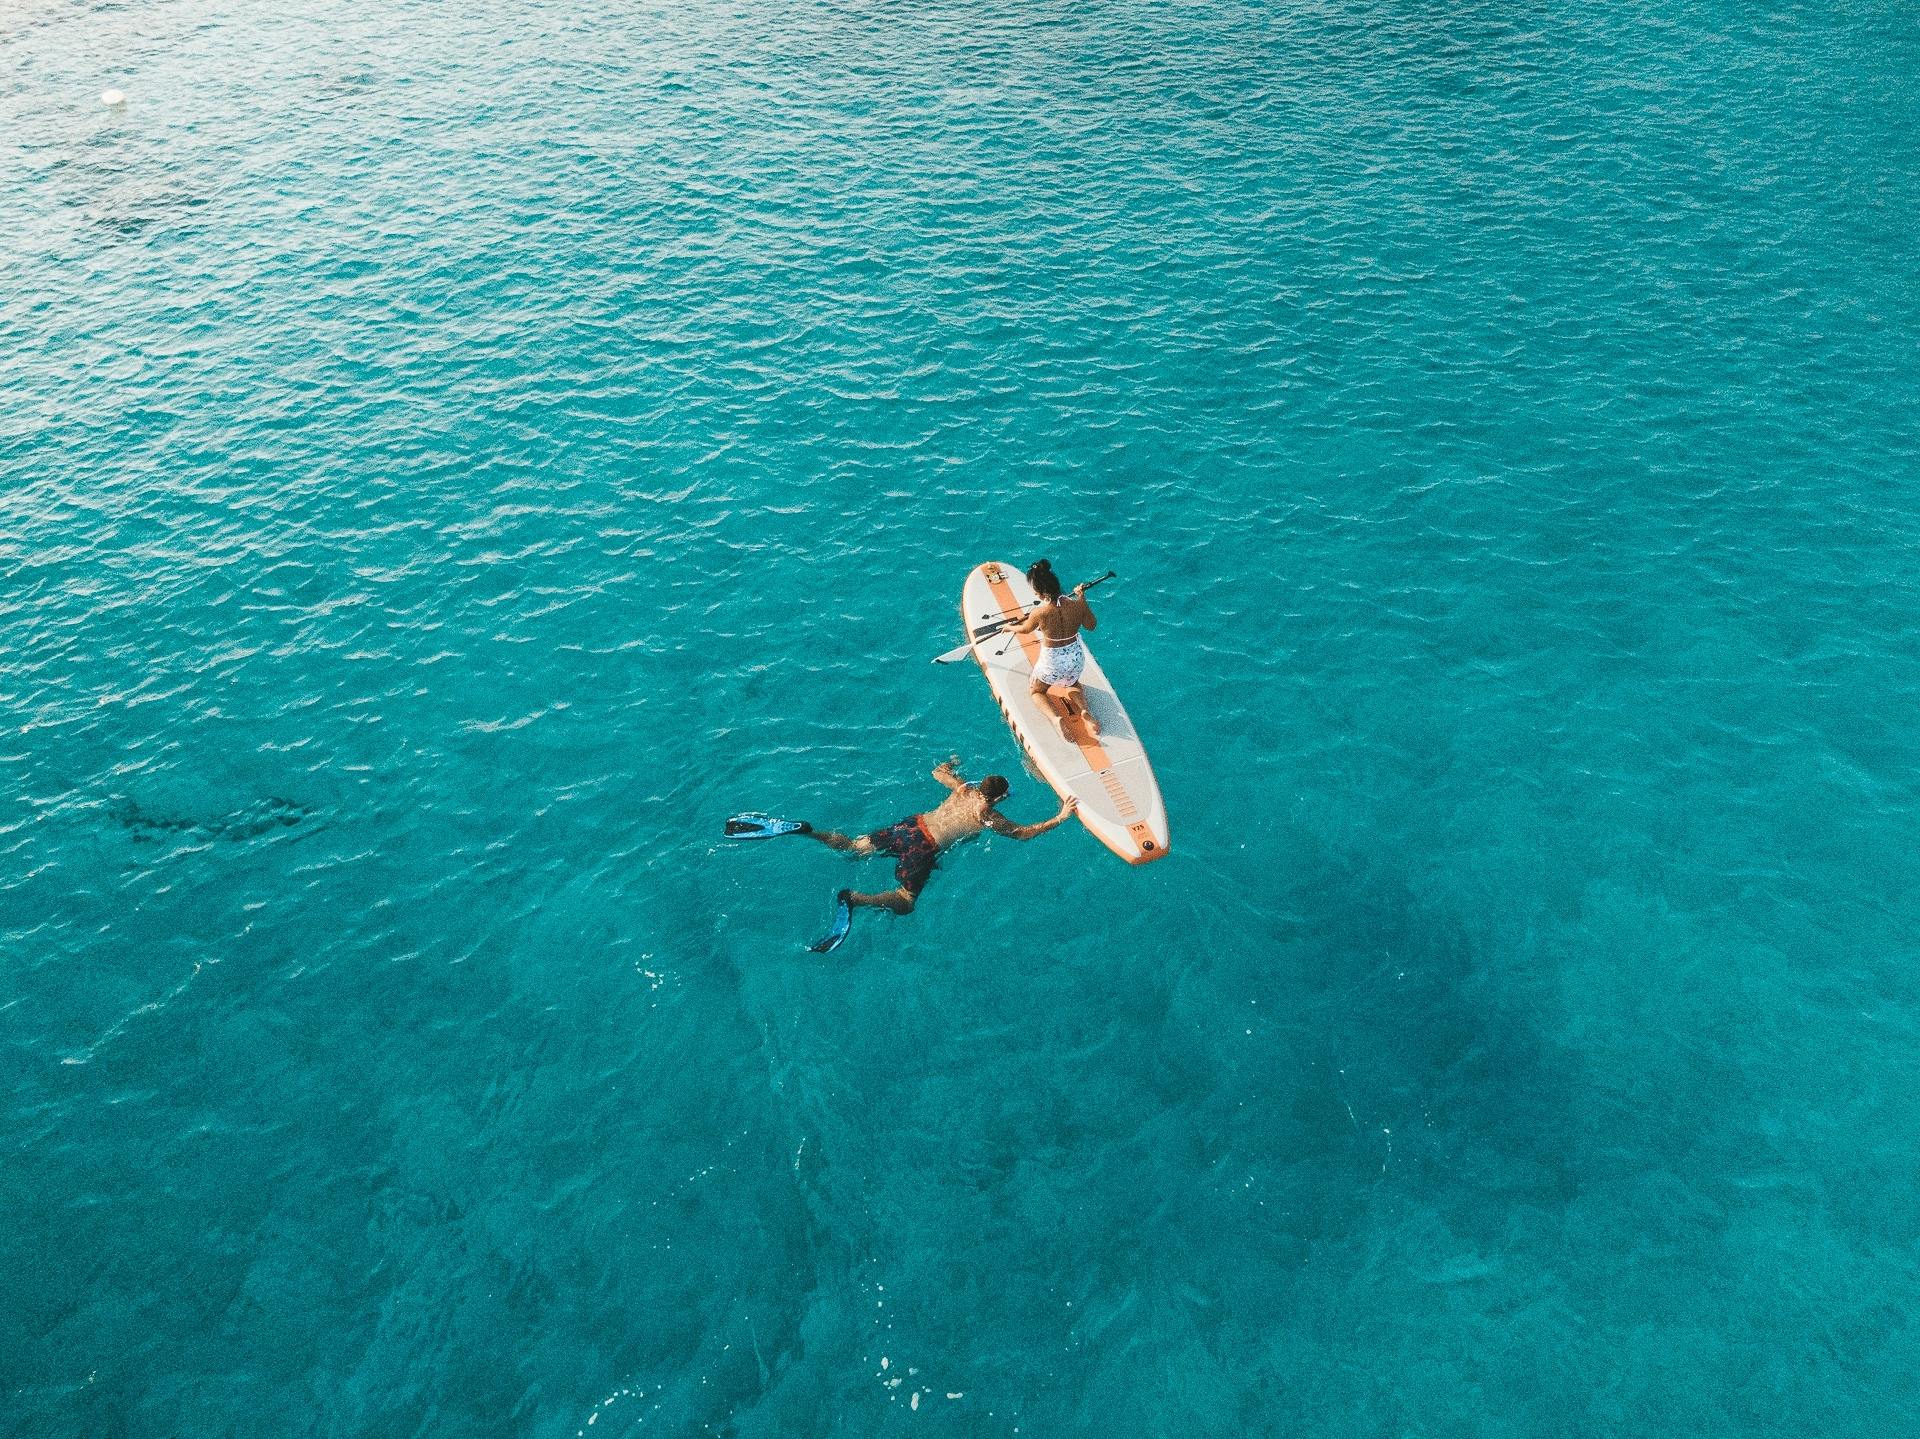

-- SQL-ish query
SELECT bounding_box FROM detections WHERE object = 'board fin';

[724,813,812,840]
[808,890,853,954]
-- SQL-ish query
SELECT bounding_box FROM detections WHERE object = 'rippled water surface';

[5,0,1919,1434]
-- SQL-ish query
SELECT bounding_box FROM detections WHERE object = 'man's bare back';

[918,783,1012,848]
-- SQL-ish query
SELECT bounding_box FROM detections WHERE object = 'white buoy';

[101,88,126,107]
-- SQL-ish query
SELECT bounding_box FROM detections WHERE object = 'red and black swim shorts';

[867,815,939,897]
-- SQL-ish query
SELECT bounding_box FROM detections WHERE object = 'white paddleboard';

[961,562,1169,865]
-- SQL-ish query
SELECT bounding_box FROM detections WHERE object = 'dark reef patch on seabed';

[113,796,318,845]
[1303,849,1584,1200]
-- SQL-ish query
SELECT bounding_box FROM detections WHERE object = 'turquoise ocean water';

[5,0,1919,1433]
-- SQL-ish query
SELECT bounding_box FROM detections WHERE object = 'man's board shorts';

[868,815,939,897]
[1032,637,1086,689]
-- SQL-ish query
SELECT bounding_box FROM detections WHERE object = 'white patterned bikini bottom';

[1031,638,1085,689]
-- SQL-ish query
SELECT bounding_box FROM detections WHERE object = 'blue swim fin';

[808,890,853,954]
[724,813,813,840]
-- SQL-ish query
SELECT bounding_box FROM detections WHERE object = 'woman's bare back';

[1031,595,1095,644]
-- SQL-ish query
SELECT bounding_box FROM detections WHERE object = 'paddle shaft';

[932,570,1115,664]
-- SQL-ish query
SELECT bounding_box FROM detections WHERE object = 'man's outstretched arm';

[932,756,967,791]
[986,797,1077,840]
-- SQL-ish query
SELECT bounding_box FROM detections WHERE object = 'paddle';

[930,570,1116,665]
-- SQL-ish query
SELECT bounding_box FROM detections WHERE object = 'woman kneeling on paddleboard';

[1010,558,1100,737]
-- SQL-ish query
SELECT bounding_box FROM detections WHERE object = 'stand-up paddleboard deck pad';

[962,562,1168,865]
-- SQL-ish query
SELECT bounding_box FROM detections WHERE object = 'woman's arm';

[1072,588,1097,631]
